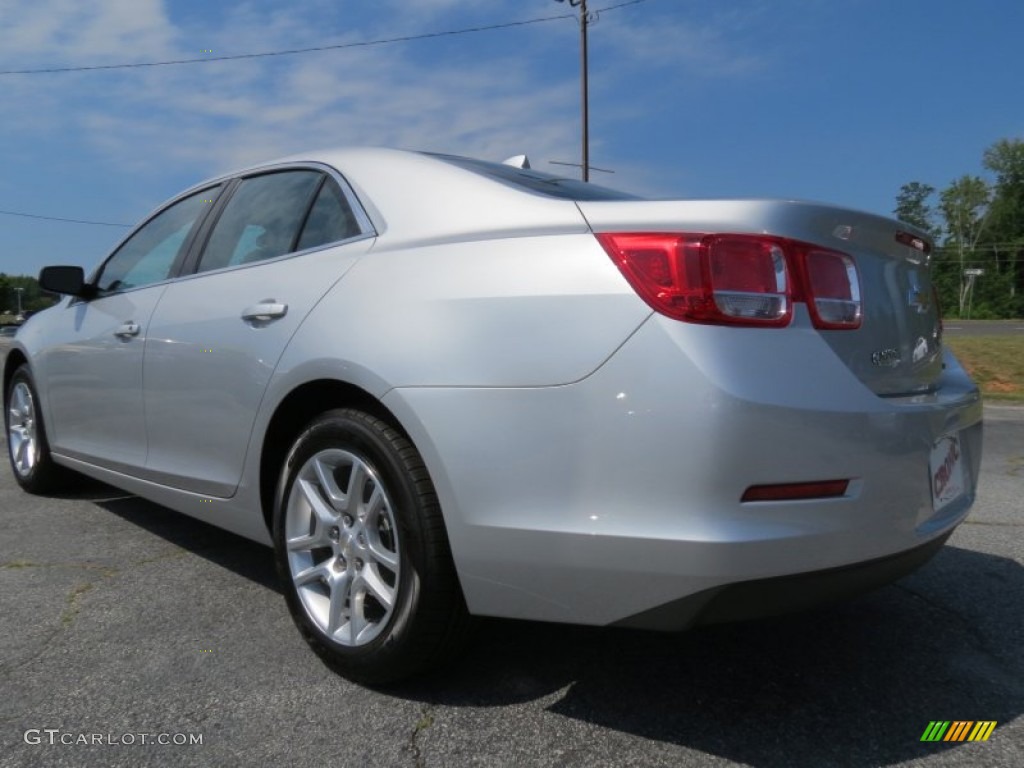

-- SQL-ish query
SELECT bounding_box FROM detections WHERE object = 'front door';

[41,187,218,470]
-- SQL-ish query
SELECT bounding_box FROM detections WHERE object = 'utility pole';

[14,286,23,317]
[556,0,592,181]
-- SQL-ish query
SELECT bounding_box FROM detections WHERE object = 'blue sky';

[1,0,1022,278]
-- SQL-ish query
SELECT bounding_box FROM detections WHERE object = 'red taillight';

[741,479,850,502]
[803,250,862,329]
[708,237,789,325]
[597,232,861,329]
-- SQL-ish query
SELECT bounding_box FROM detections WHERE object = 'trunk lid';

[577,199,943,397]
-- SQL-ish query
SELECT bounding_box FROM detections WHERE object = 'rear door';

[141,168,374,496]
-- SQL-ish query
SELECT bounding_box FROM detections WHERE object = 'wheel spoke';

[313,456,347,508]
[14,438,27,468]
[11,385,27,413]
[286,531,327,552]
[346,461,367,512]
[326,571,352,635]
[293,561,330,587]
[348,589,367,643]
[363,484,384,522]
[367,537,399,570]
[299,478,338,530]
[359,567,395,610]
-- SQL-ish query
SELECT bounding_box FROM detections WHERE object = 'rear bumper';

[614,529,953,631]
[383,310,983,626]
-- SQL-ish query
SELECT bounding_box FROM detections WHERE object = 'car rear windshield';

[427,153,641,201]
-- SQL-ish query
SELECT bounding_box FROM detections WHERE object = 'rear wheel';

[273,408,470,684]
[5,364,70,494]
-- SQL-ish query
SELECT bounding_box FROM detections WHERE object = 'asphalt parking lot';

[1,406,1022,768]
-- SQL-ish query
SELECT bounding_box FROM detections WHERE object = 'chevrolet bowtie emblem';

[907,272,930,314]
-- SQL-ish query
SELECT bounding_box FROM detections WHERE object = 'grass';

[945,335,1024,403]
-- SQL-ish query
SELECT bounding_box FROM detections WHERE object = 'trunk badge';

[871,348,901,367]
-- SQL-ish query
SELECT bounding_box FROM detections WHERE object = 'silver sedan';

[3,149,982,683]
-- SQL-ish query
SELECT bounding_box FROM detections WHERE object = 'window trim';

[79,161,376,301]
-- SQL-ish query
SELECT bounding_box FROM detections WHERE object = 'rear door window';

[196,171,321,273]
[296,177,362,251]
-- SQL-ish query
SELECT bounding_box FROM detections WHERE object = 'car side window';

[296,177,362,251]
[95,187,217,294]
[196,171,322,273]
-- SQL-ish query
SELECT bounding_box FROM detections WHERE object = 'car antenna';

[501,154,531,169]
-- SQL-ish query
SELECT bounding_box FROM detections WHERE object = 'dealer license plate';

[930,433,966,513]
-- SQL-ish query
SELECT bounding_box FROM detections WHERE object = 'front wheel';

[273,408,470,684]
[5,364,71,494]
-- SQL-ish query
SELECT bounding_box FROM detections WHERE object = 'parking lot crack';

[407,705,435,768]
[60,582,94,627]
[0,559,119,577]
[125,549,190,569]
[893,583,1010,664]
[0,561,120,677]
[0,578,100,678]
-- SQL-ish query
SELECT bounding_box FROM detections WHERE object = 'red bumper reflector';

[741,479,850,502]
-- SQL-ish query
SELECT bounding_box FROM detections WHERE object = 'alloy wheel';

[7,381,38,477]
[284,448,401,647]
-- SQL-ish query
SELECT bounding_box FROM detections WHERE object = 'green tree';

[0,274,11,314]
[984,138,1024,188]
[939,175,992,316]
[897,137,1024,318]
[981,138,1024,316]
[0,274,56,319]
[894,182,939,235]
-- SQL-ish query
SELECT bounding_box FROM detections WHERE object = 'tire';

[272,408,471,684]
[5,364,71,494]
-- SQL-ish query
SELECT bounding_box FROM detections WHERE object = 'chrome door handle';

[241,301,288,323]
[114,321,140,338]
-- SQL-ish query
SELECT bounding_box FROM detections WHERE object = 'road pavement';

[942,320,1024,336]
[0,408,1022,767]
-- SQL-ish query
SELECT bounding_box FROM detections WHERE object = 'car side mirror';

[39,266,95,299]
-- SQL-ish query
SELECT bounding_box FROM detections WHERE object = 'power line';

[934,243,1024,251]
[0,209,131,227]
[0,2,650,76]
[0,0,654,231]
[0,16,571,75]
[0,8,593,75]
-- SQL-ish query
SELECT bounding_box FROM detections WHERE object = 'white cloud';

[0,0,176,63]
[0,0,582,180]
[588,2,769,79]
[0,0,771,196]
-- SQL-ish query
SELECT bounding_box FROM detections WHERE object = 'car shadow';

[89,489,1021,767]
[93,490,281,593]
[397,545,1023,767]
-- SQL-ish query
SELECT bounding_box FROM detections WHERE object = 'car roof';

[201,148,601,244]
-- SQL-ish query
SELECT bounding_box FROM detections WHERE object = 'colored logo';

[921,721,997,742]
